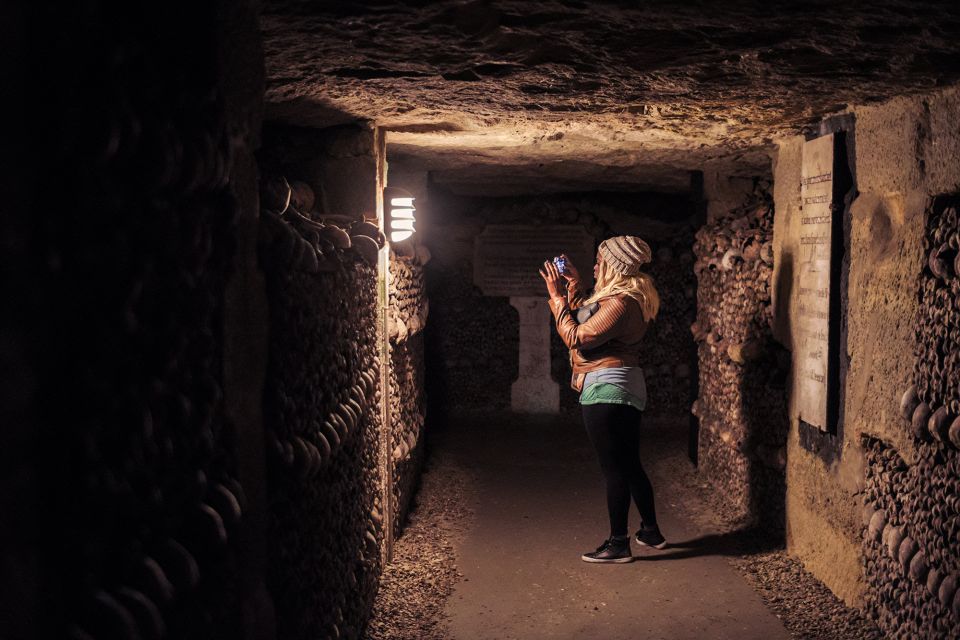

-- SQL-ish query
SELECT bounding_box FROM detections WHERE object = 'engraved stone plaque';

[797,134,836,431]
[474,225,595,297]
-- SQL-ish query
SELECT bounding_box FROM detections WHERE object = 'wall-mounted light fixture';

[384,186,416,243]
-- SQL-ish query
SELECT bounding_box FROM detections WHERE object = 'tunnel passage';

[421,188,701,425]
[7,2,960,640]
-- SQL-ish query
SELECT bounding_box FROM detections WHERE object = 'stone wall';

[691,181,790,528]
[422,189,699,419]
[772,85,960,615]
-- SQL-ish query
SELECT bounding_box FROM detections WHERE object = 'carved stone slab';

[796,133,835,431]
[474,225,595,297]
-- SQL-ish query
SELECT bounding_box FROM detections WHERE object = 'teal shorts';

[579,382,645,413]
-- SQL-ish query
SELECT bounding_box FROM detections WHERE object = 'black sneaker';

[581,536,633,563]
[634,525,667,549]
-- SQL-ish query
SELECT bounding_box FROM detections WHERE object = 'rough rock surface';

[263,0,960,177]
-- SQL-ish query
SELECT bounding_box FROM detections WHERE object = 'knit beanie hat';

[598,236,652,276]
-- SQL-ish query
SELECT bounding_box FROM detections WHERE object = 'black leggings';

[581,402,658,537]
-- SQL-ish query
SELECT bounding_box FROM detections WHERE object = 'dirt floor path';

[436,413,789,640]
[368,412,882,640]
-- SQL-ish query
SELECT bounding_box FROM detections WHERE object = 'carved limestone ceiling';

[262,0,960,191]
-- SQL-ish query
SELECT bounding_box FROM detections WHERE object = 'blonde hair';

[584,257,660,322]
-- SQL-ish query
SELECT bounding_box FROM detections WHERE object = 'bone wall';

[5,3,269,639]
[860,197,960,636]
[636,228,700,422]
[257,125,389,640]
[691,181,790,527]
[260,247,383,640]
[772,85,960,612]
[388,249,429,534]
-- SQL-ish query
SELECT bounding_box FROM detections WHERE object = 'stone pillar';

[472,224,592,415]
[509,296,559,413]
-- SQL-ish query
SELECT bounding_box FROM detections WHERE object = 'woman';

[539,236,666,563]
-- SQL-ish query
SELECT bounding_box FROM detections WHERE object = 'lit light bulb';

[384,187,417,244]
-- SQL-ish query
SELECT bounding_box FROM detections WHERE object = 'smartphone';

[553,256,567,274]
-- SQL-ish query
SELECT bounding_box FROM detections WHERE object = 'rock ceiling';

[262,0,960,191]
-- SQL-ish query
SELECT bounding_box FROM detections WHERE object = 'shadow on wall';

[774,249,795,348]
[736,247,793,535]
[739,338,791,534]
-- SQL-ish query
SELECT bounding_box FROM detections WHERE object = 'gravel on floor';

[647,428,883,640]
[365,446,475,640]
[731,551,882,640]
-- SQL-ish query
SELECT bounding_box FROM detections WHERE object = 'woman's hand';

[558,254,580,282]
[539,260,564,299]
